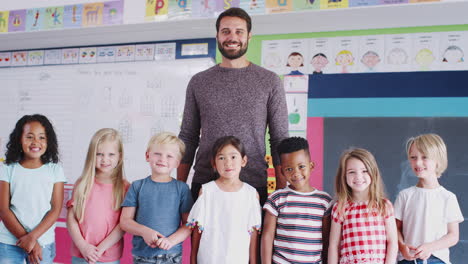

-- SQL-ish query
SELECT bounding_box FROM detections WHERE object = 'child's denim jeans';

[0,242,55,264]
[398,255,445,264]
[133,252,182,264]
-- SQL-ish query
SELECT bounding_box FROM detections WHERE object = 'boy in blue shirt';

[121,132,193,264]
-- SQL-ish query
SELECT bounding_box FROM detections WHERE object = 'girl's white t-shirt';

[0,162,66,246]
[187,181,261,264]
[394,186,464,264]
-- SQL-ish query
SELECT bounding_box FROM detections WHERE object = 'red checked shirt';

[331,200,393,264]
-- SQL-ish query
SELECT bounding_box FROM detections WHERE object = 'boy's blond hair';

[147,132,185,159]
[406,133,447,177]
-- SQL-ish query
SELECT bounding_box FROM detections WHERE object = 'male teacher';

[178,7,288,205]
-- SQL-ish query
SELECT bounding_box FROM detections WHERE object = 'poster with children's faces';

[358,35,385,73]
[262,40,286,75]
[28,50,44,66]
[412,33,441,71]
[284,39,309,76]
[309,38,332,74]
[44,49,62,65]
[331,37,359,73]
[439,31,468,71]
[286,93,307,131]
[384,34,412,72]
[0,53,11,67]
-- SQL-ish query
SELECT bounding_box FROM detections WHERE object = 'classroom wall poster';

[286,93,308,131]
[103,1,124,25]
[97,46,117,63]
[439,31,468,71]
[320,0,348,9]
[412,32,440,71]
[168,0,192,20]
[154,43,177,60]
[284,39,309,75]
[293,0,320,11]
[309,38,332,74]
[379,0,408,4]
[145,0,170,21]
[26,8,45,32]
[82,3,104,27]
[115,45,136,62]
[135,44,156,61]
[332,36,359,73]
[28,50,44,66]
[62,48,80,64]
[262,40,286,75]
[265,0,293,13]
[349,0,379,7]
[214,0,241,16]
[240,0,265,14]
[44,49,62,65]
[262,32,468,75]
[358,35,385,72]
[191,0,216,18]
[284,75,309,93]
[0,52,11,67]
[0,11,9,32]
[79,47,98,64]
[11,51,28,66]
[44,7,64,30]
[384,34,412,72]
[63,4,83,29]
[8,10,26,32]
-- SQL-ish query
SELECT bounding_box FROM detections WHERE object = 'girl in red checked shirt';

[328,148,398,264]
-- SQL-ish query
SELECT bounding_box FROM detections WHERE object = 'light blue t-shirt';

[121,176,193,257]
[0,162,66,246]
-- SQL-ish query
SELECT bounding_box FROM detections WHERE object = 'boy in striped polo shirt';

[262,137,332,264]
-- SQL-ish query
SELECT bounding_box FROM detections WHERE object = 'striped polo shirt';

[264,187,332,264]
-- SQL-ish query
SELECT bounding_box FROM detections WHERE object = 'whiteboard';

[0,58,215,183]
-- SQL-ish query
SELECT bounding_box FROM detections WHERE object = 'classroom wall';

[1,1,467,264]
